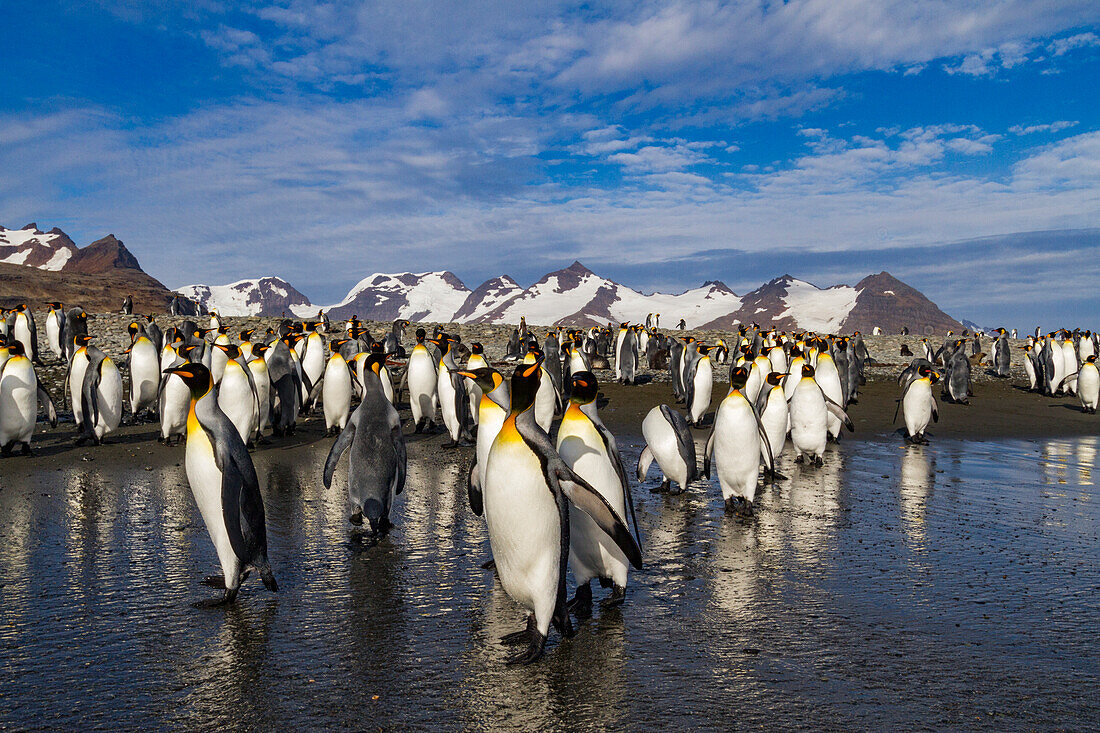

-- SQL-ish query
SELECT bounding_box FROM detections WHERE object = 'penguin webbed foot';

[505,630,547,665]
[600,584,626,609]
[725,496,755,518]
[348,510,364,526]
[501,614,536,646]
[567,583,593,619]
[192,588,238,608]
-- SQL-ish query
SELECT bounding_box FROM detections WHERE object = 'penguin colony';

[2,303,1098,664]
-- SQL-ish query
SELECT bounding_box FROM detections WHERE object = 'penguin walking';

[1075,355,1098,413]
[703,366,771,516]
[482,361,641,664]
[214,344,260,445]
[266,338,303,437]
[788,364,852,465]
[684,345,713,427]
[815,351,845,441]
[405,328,438,432]
[322,339,354,435]
[457,366,509,516]
[126,322,161,417]
[556,371,639,617]
[67,334,94,430]
[755,372,789,480]
[163,363,277,606]
[159,343,194,446]
[0,342,58,455]
[898,362,939,444]
[637,404,698,494]
[45,302,64,359]
[435,336,475,447]
[944,346,972,404]
[247,344,272,443]
[324,353,407,533]
[78,343,124,445]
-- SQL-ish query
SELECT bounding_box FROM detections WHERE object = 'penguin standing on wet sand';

[685,344,713,427]
[755,372,789,479]
[78,342,124,445]
[0,342,58,455]
[900,363,940,444]
[704,366,771,517]
[126,322,161,417]
[214,344,260,445]
[324,353,407,534]
[481,361,642,664]
[556,371,640,617]
[458,366,510,516]
[405,328,438,433]
[322,339,355,435]
[435,335,476,448]
[45,303,64,359]
[637,404,698,494]
[164,363,277,606]
[1074,355,1098,413]
[788,364,853,466]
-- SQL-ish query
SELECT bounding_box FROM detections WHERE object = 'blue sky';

[1,1,1098,326]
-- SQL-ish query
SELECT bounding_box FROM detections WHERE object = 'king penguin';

[164,363,277,606]
[0,342,58,455]
[556,371,640,617]
[126,321,161,418]
[405,328,439,433]
[900,363,940,444]
[45,302,64,359]
[704,366,772,517]
[481,360,642,664]
[323,353,407,534]
[456,366,510,517]
[1075,355,1098,413]
[214,343,260,445]
[637,404,698,494]
[788,364,853,465]
[755,371,789,480]
[322,338,355,435]
[77,340,123,445]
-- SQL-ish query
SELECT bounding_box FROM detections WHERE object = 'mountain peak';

[65,234,142,273]
[563,260,594,275]
[20,222,38,231]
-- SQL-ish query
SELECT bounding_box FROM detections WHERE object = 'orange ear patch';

[522,363,540,377]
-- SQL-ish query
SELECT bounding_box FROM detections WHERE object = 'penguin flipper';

[323,418,357,489]
[80,357,102,438]
[592,419,640,547]
[389,408,406,496]
[820,388,855,432]
[204,421,267,563]
[661,404,698,480]
[930,395,939,423]
[702,426,716,479]
[37,384,58,428]
[636,445,653,482]
[554,466,643,570]
[467,460,484,516]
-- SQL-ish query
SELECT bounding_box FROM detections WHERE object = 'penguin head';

[165,363,213,399]
[370,341,385,354]
[1087,355,1098,364]
[363,353,386,375]
[251,343,269,357]
[471,342,484,355]
[145,314,155,323]
[730,366,749,390]
[127,322,141,339]
[801,364,816,378]
[415,328,427,343]
[570,371,598,404]
[76,334,93,347]
[331,338,350,353]
[6,341,26,358]
[456,367,501,394]
[765,371,783,387]
[48,302,62,310]
[510,359,543,414]
[698,345,712,356]
[240,329,255,340]
[918,364,940,383]
[215,343,242,360]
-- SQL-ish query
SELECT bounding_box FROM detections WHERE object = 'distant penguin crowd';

[2,299,1097,664]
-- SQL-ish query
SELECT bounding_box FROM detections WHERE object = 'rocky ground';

[18,313,1031,403]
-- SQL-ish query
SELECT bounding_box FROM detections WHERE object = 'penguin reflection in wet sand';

[164,363,277,607]
[482,361,642,664]
[556,371,640,618]
[324,353,406,534]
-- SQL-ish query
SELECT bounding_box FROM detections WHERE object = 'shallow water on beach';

[1,433,1099,731]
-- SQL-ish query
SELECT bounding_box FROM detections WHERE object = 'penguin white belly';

[1024,356,1037,390]
[641,408,687,488]
[760,392,788,463]
[46,315,62,358]
[689,358,712,424]
[0,359,36,445]
[323,357,352,431]
[1050,347,1065,392]
[789,381,827,459]
[557,410,628,587]
[161,375,190,440]
[534,372,556,432]
[380,365,395,404]
[1061,343,1078,394]
[568,353,587,375]
[407,351,437,424]
[69,354,89,426]
[185,412,242,584]
[210,340,229,384]
[248,361,271,433]
[94,360,123,439]
[1081,341,1096,362]
[218,364,257,442]
[476,400,507,489]
[129,340,160,413]
[816,363,844,438]
[712,396,760,502]
[302,337,325,393]
[903,380,933,438]
[484,436,561,636]
[14,317,33,360]
[744,364,763,405]
[437,366,461,440]
[1078,364,1099,411]
[769,349,787,375]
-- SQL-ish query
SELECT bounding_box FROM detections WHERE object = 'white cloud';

[1009,120,1079,135]
[1048,31,1100,55]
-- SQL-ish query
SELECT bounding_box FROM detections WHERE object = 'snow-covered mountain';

[323,271,471,322]
[178,264,960,333]
[177,277,314,317]
[0,223,78,270]
[471,262,740,328]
